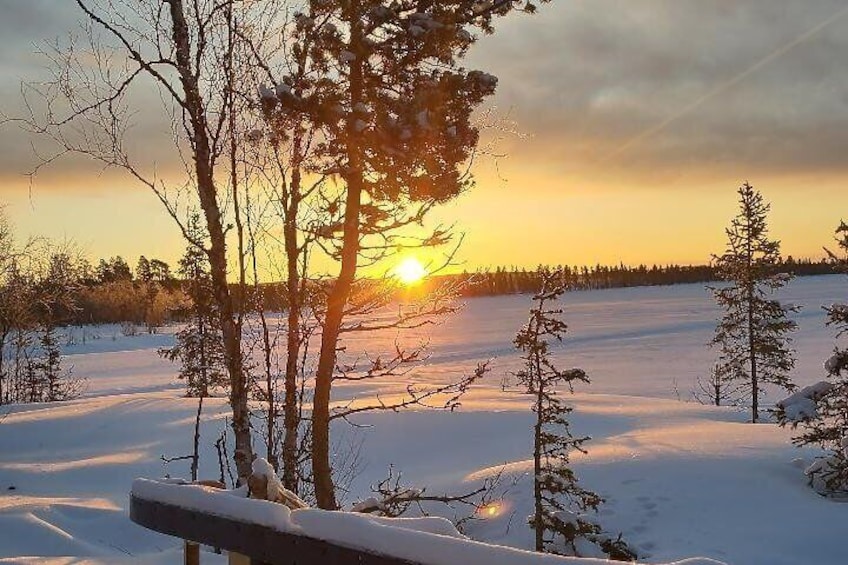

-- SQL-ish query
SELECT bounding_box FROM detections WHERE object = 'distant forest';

[51,255,842,327]
[424,257,841,298]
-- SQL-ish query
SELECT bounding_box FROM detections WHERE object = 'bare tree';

[19,0,260,480]
[0,227,83,405]
[693,363,747,407]
[352,464,508,533]
[238,18,329,490]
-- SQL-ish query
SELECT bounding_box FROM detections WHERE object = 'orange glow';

[478,502,503,518]
[5,165,839,274]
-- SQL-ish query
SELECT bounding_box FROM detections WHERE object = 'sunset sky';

[1,1,847,274]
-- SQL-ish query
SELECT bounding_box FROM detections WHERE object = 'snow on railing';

[130,478,727,565]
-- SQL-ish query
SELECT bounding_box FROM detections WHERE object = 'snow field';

[0,275,845,564]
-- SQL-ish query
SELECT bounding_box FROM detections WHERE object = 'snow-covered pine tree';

[709,183,798,422]
[776,221,848,496]
[160,216,227,398]
[513,269,604,556]
[255,0,550,509]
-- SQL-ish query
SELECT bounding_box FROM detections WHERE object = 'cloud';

[3,1,848,193]
[470,0,848,183]
[0,1,79,46]
[0,1,182,187]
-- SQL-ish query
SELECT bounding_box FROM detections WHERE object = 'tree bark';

[282,165,302,492]
[312,169,363,507]
[191,395,203,482]
[749,292,758,423]
[533,361,544,551]
[311,1,366,510]
[166,0,253,481]
[746,221,758,424]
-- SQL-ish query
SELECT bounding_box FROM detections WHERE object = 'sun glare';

[395,257,427,285]
[478,502,503,519]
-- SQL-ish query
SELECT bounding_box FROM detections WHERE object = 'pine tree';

[33,251,82,402]
[97,256,133,284]
[258,0,550,509]
[709,183,798,422]
[513,269,604,556]
[35,325,78,402]
[136,256,152,282]
[160,217,227,398]
[136,257,173,333]
[777,221,848,496]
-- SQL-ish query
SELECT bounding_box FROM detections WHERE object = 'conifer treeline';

[26,254,843,327]
[426,257,839,298]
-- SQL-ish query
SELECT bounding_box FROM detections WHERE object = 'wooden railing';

[129,493,420,565]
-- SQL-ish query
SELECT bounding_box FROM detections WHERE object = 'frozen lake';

[60,274,843,404]
[337,274,843,402]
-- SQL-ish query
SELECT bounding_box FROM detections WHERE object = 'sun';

[394,257,427,285]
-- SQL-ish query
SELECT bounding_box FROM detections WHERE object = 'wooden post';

[184,541,200,565]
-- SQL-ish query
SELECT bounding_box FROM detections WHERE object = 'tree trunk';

[745,208,758,424]
[258,307,276,468]
[166,0,253,482]
[312,182,362,508]
[311,0,366,510]
[281,15,311,496]
[0,332,6,404]
[533,376,544,552]
[282,171,301,492]
[191,395,204,482]
[746,260,758,423]
[749,295,758,423]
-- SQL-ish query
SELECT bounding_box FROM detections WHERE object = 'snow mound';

[132,479,292,529]
[824,351,847,375]
[251,457,284,502]
[250,457,308,509]
[776,381,833,422]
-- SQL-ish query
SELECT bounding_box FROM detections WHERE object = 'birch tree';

[22,0,258,480]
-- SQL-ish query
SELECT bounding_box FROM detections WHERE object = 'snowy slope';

[0,276,845,564]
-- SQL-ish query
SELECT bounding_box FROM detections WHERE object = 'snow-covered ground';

[0,275,844,564]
